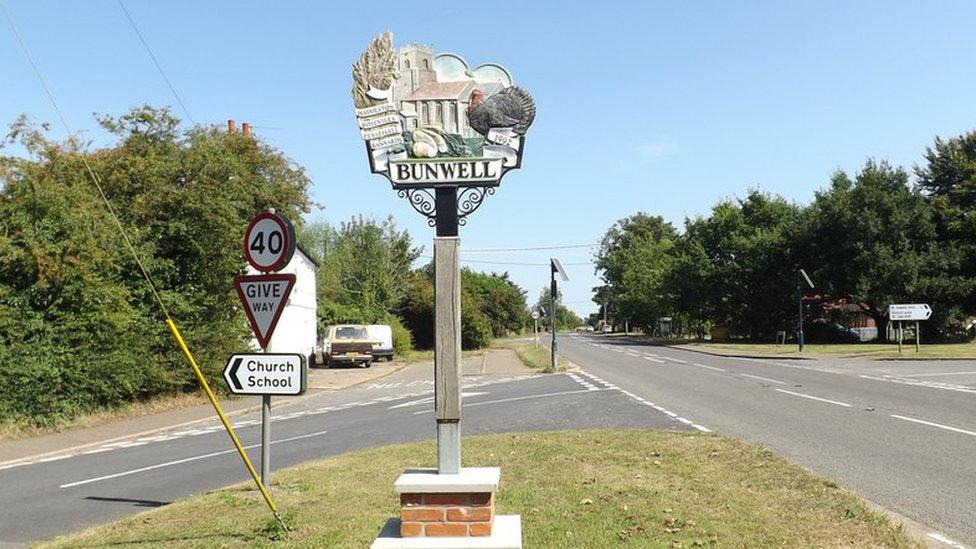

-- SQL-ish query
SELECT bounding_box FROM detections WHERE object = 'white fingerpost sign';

[223,354,306,396]
[888,303,932,321]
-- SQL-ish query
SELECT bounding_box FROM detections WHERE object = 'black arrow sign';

[228,357,243,391]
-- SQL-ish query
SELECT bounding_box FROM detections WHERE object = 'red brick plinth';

[400,492,495,537]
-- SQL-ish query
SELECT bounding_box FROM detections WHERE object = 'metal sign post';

[549,259,569,371]
[797,269,815,353]
[231,209,300,487]
[531,310,540,348]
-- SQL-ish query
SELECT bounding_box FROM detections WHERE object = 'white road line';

[667,358,687,364]
[37,454,71,463]
[740,373,786,385]
[60,429,329,488]
[927,532,967,548]
[692,363,726,372]
[411,389,604,415]
[626,352,640,357]
[899,371,976,378]
[774,389,852,408]
[860,375,976,395]
[642,356,664,363]
[890,415,976,438]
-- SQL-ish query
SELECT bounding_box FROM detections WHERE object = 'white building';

[247,245,318,360]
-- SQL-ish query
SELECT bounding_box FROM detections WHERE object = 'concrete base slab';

[371,515,522,549]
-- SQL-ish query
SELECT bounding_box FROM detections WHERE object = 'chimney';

[227,119,237,133]
[242,122,252,138]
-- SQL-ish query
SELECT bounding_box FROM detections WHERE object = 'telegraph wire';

[418,256,593,267]
[1,2,286,527]
[0,0,170,319]
[117,0,196,125]
[462,243,598,253]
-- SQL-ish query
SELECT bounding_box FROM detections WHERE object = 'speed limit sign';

[243,210,296,272]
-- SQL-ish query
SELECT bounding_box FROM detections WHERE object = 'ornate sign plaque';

[352,33,536,226]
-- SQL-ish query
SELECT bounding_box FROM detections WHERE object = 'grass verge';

[682,341,976,359]
[492,338,568,372]
[41,430,919,548]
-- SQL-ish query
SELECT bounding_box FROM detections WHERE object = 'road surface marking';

[411,389,604,415]
[60,429,329,488]
[740,373,786,385]
[927,532,966,548]
[643,356,664,363]
[691,363,726,372]
[860,375,976,395]
[890,415,976,438]
[584,373,710,432]
[774,389,852,408]
[626,352,641,357]
[899,371,976,378]
[667,358,687,364]
[37,454,71,463]
[567,373,600,391]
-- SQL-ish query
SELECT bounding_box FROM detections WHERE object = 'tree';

[594,213,678,330]
[298,216,421,331]
[915,132,976,337]
[803,161,942,341]
[659,192,801,340]
[534,285,581,331]
[0,106,312,426]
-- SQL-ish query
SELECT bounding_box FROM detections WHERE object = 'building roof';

[404,81,475,101]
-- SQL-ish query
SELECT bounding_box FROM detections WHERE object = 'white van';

[366,324,394,361]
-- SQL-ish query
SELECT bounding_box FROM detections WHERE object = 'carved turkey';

[466,87,536,137]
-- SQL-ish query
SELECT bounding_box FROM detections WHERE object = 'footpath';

[0,348,534,467]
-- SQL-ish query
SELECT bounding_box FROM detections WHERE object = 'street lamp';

[797,268,815,352]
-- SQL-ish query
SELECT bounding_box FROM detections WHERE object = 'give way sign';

[889,303,932,321]
[234,273,296,349]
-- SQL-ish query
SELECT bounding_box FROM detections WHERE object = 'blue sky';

[3,1,976,318]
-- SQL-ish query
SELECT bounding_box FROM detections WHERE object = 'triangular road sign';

[234,273,296,349]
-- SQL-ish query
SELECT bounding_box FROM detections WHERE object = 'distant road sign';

[889,303,932,321]
[531,311,540,320]
[223,353,306,396]
[243,211,296,272]
[234,274,296,348]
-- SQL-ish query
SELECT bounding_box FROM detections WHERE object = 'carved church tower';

[394,45,437,107]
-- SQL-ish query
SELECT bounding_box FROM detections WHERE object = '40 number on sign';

[243,211,296,272]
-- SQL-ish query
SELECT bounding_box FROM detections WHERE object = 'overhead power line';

[462,243,597,253]
[418,256,593,267]
[117,0,195,124]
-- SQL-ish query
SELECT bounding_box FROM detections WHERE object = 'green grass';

[683,340,976,359]
[40,430,920,548]
[492,338,568,372]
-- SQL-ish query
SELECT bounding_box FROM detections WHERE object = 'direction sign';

[243,211,296,272]
[889,303,932,321]
[234,274,296,349]
[223,353,306,396]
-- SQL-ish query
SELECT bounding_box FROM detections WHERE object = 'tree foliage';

[0,106,311,426]
[594,136,976,342]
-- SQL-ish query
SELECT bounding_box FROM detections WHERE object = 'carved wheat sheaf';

[351,32,397,109]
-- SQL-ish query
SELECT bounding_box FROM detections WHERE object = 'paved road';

[0,360,689,545]
[559,333,976,548]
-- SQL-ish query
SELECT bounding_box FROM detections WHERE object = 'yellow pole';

[165,318,287,529]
